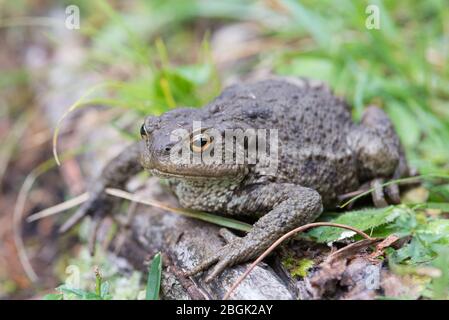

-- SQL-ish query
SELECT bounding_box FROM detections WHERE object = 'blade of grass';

[412,202,449,212]
[146,252,162,300]
[340,174,449,208]
[52,81,123,166]
[94,267,102,297]
[95,0,150,65]
[105,188,252,232]
[13,149,84,282]
[26,193,89,222]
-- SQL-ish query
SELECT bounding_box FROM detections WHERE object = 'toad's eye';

[140,124,148,139]
[191,133,212,153]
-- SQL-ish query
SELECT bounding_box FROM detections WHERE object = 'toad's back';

[204,79,360,205]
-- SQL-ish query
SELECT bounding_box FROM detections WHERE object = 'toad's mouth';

[149,168,204,178]
[148,168,235,179]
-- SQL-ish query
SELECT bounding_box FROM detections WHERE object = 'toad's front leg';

[185,183,323,282]
[59,142,143,234]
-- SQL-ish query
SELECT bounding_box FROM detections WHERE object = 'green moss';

[282,257,315,278]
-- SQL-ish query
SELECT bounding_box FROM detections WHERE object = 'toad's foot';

[370,178,401,207]
[338,178,401,208]
[185,236,259,282]
[59,187,112,234]
[59,143,142,253]
[185,183,323,282]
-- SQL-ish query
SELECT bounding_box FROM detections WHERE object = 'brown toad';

[61,77,410,281]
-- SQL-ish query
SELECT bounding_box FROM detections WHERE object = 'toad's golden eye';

[191,133,212,153]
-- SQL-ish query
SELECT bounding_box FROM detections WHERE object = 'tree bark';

[109,179,294,300]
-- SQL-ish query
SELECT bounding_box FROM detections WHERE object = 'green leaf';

[394,237,435,264]
[43,293,64,300]
[429,247,449,299]
[276,56,334,83]
[308,206,404,243]
[146,252,162,300]
[393,218,449,264]
[420,219,449,241]
[57,285,88,298]
[83,292,103,300]
[100,281,110,298]
[57,285,102,300]
[174,64,212,85]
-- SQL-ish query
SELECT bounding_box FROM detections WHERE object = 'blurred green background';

[0,0,448,299]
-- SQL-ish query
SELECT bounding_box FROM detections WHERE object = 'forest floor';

[1,0,449,299]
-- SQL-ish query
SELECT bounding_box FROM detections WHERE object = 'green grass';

[44,247,145,300]
[2,0,449,299]
[145,252,162,300]
[77,0,449,299]
[65,0,449,176]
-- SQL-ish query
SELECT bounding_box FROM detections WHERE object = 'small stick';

[26,193,89,222]
[223,222,373,300]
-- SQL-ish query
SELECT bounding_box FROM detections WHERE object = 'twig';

[0,112,29,191]
[12,151,81,282]
[0,16,60,28]
[368,234,399,260]
[26,193,89,222]
[223,222,373,300]
[13,174,39,282]
[325,238,380,264]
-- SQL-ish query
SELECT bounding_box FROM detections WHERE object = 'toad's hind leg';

[361,106,410,178]
[351,106,411,206]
